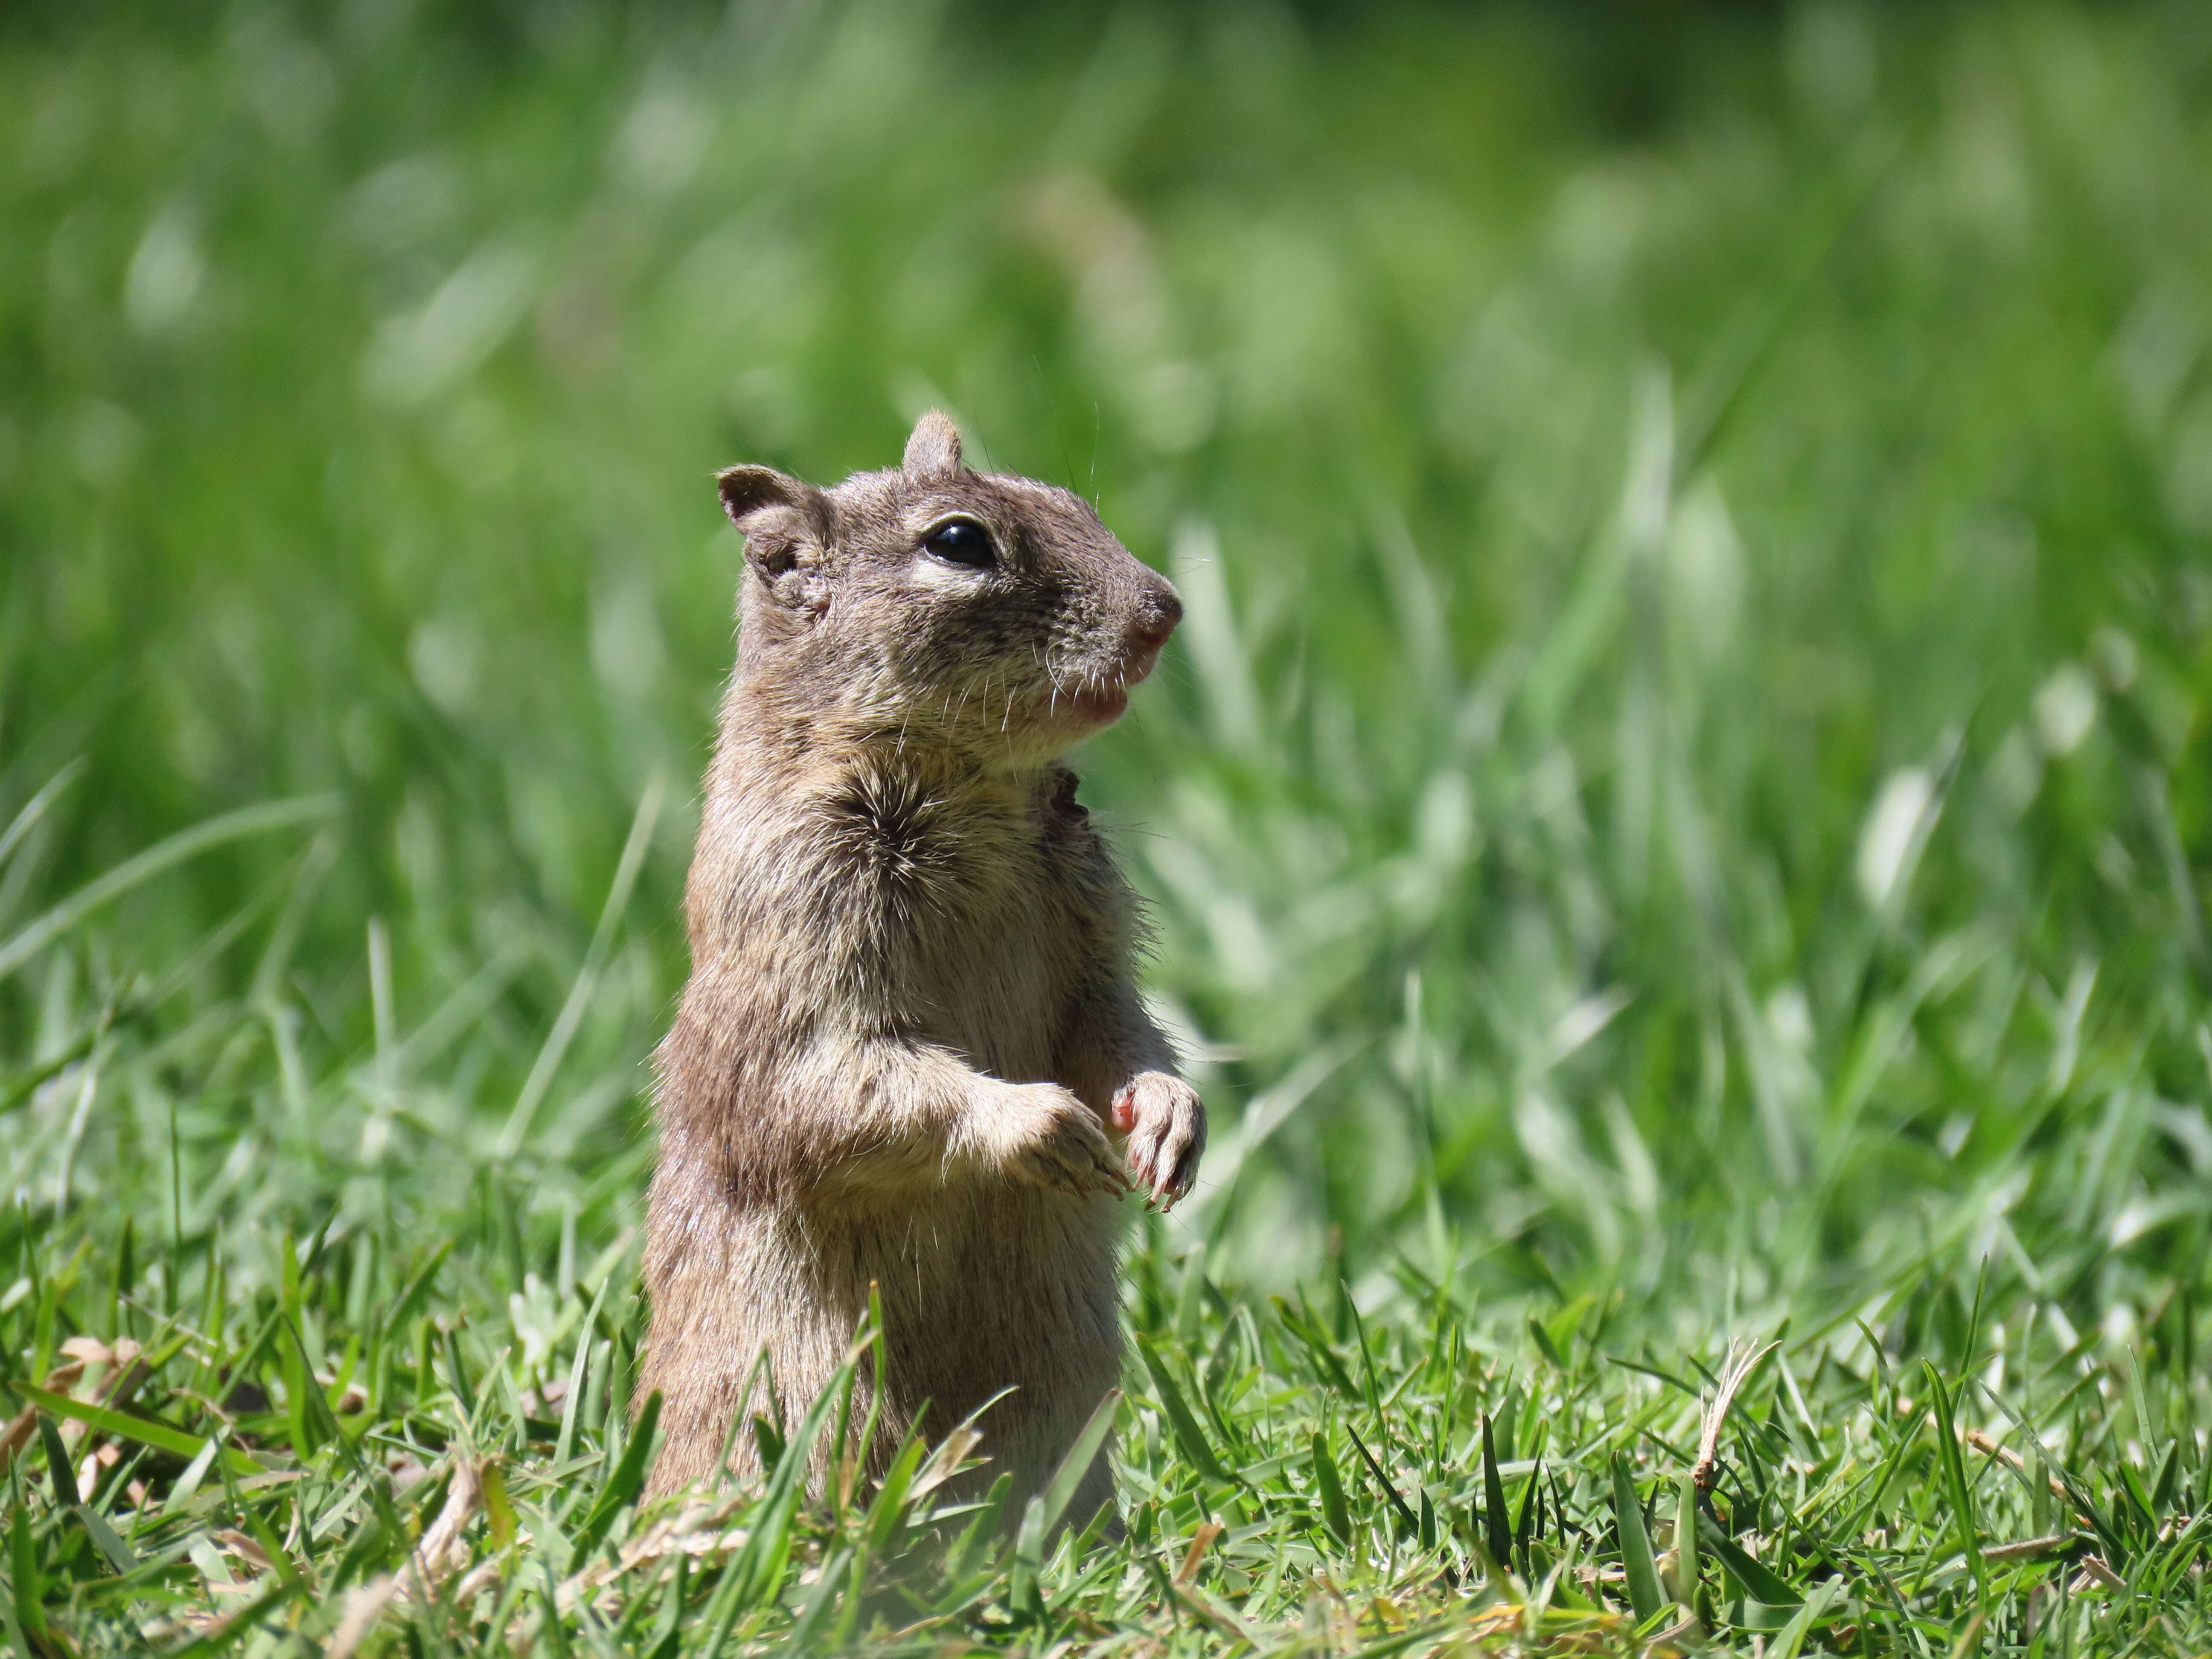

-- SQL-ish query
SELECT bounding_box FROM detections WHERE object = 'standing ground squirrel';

[641,412,1205,1516]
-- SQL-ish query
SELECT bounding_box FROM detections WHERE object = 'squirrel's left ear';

[902,410,963,478]
[717,465,834,620]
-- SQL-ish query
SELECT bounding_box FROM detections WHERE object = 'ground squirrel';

[640,412,1205,1516]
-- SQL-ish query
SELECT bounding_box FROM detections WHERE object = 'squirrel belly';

[642,754,1132,1504]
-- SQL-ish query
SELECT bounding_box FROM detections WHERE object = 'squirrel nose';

[1128,590,1183,652]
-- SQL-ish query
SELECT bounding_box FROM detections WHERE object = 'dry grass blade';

[1691,1341,1779,1493]
[908,1426,984,1501]
[402,1455,483,1596]
[1983,1534,2074,1563]
[1175,1517,1223,1588]
[550,1498,751,1616]
[323,1574,399,1659]
[2075,1557,2125,1592]
[0,1359,87,1470]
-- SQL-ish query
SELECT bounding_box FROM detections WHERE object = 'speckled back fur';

[641,413,1205,1518]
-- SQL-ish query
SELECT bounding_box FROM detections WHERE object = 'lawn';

[4,1,2212,1652]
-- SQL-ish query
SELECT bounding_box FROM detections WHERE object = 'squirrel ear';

[718,465,809,526]
[902,410,963,478]
[716,465,832,613]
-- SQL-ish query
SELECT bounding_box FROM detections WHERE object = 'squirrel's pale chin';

[1056,684,1130,728]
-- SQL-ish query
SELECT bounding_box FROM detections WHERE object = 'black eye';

[922,518,995,569]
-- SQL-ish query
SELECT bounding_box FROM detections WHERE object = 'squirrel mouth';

[1029,647,1156,733]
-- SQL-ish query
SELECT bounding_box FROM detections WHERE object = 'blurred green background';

[5,0,2212,1329]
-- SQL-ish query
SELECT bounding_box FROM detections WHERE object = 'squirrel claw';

[1114,1072,1206,1214]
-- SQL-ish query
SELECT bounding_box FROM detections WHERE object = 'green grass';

[6,0,2212,1652]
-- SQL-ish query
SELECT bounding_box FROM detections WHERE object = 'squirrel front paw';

[1111,1072,1205,1208]
[985,1083,1131,1199]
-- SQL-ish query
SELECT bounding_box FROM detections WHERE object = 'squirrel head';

[716,412,1182,767]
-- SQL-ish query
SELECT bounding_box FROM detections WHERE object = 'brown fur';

[640,412,1204,1517]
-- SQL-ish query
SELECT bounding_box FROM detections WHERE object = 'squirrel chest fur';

[641,412,1205,1513]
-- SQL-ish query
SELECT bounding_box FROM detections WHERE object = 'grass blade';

[1311,1432,1353,1546]
[1767,1576,1845,1659]
[14,1384,265,1478]
[0,759,86,873]
[1136,1335,1230,1485]
[1269,1297,1358,1396]
[1514,1455,1544,1559]
[1924,1361,1988,1602]
[573,1389,660,1557]
[1481,1413,1512,1566]
[495,774,663,1157]
[555,1268,617,1470]
[1672,1470,1699,1610]
[715,1366,849,1619]
[0,795,337,984]
[36,1412,77,1505]
[1698,1513,1799,1608]
[1038,1387,1119,1536]
[1611,1452,1665,1622]
[1344,1423,1421,1543]
[1008,1497,1046,1621]
[862,1432,929,1551]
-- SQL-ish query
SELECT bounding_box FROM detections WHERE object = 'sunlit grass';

[5,1,2212,1652]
